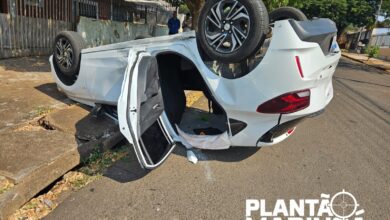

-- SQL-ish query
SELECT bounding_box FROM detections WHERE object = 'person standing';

[182,13,192,32]
[168,11,180,35]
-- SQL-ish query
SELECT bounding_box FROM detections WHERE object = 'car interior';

[156,53,229,137]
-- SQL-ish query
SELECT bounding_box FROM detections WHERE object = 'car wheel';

[269,7,307,23]
[53,31,85,86]
[197,0,269,63]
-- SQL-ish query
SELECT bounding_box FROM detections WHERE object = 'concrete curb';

[0,107,124,220]
[342,53,390,73]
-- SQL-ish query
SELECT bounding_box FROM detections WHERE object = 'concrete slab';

[0,107,124,219]
[0,131,80,219]
[0,131,78,183]
[0,57,71,132]
[41,105,117,141]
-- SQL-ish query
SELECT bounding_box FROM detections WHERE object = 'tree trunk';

[184,0,205,31]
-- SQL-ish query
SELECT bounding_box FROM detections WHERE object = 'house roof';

[125,0,172,7]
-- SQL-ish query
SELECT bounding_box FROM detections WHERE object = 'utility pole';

[374,0,383,28]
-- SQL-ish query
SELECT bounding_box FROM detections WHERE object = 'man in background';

[168,11,180,35]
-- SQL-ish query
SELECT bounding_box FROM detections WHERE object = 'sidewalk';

[342,52,390,73]
[0,57,123,219]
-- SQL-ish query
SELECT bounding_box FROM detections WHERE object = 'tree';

[263,0,289,11]
[165,0,205,30]
[288,0,381,33]
[183,0,205,31]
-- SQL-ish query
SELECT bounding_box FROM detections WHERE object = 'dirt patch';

[13,123,46,132]
[0,56,51,73]
[186,91,204,107]
[9,172,99,220]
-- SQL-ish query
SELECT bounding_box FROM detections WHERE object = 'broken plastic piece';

[187,150,198,164]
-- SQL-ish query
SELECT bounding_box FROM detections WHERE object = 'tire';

[197,0,269,63]
[53,31,86,86]
[269,7,307,23]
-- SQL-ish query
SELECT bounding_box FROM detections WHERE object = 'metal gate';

[0,0,73,59]
[0,0,173,59]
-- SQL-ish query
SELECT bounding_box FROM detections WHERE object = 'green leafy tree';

[263,0,289,11]
[288,0,381,33]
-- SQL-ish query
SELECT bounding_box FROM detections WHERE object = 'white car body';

[50,19,341,169]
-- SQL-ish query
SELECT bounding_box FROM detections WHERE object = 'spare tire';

[269,7,307,23]
[53,31,86,86]
[197,0,269,63]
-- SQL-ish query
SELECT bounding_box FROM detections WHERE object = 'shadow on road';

[103,145,260,183]
[338,58,387,75]
[35,83,73,105]
[334,76,390,88]
[172,145,260,162]
[103,151,150,183]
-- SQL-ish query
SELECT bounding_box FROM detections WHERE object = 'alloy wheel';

[204,0,251,54]
[55,38,74,70]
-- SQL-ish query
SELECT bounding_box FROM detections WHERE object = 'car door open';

[118,51,176,169]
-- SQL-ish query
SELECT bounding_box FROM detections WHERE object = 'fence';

[0,0,173,59]
[0,0,73,59]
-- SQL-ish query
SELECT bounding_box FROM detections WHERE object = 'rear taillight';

[257,90,311,114]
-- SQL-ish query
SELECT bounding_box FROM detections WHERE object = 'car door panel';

[118,51,175,169]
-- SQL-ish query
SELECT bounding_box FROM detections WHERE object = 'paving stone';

[41,105,117,141]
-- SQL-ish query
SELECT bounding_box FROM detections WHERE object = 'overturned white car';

[50,0,341,169]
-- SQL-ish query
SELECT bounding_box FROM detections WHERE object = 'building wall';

[77,16,168,47]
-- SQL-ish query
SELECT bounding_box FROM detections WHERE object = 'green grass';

[33,106,54,117]
[80,145,129,176]
[0,178,14,195]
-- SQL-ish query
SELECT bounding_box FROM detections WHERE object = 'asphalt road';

[46,57,390,220]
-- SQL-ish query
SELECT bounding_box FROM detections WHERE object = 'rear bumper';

[257,109,325,146]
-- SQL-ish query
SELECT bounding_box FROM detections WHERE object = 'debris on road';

[186,150,198,164]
